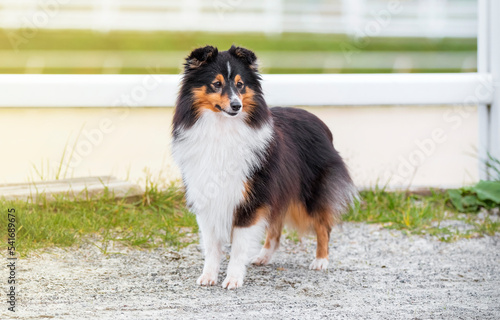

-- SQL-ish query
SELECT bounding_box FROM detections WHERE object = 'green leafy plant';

[447,154,500,212]
[447,180,500,212]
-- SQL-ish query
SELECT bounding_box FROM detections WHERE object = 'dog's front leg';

[222,221,266,289]
[197,220,222,286]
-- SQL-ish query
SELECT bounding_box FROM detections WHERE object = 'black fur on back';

[234,107,357,227]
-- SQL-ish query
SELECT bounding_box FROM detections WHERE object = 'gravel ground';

[3,222,500,320]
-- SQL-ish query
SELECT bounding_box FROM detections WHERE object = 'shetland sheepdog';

[172,45,357,289]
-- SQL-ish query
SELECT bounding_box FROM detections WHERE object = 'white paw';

[309,258,329,270]
[251,254,271,265]
[197,273,218,286]
[222,275,244,289]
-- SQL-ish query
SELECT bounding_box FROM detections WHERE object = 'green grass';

[1,183,498,256]
[345,187,447,230]
[284,229,301,244]
[0,30,476,74]
[0,30,476,52]
[0,183,197,256]
[486,152,500,181]
[465,213,500,237]
[344,187,499,241]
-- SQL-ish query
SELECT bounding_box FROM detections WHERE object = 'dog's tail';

[326,158,359,224]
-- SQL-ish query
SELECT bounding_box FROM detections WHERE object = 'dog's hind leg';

[309,218,332,270]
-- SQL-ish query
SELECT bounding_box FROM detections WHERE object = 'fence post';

[477,0,490,180]
[478,0,499,180]
[489,0,500,175]
[341,0,364,36]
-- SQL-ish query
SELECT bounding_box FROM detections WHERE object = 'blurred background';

[0,0,480,189]
[0,0,477,74]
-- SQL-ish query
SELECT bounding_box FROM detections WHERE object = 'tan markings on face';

[191,74,230,114]
[215,74,225,87]
[192,85,230,114]
[234,74,242,86]
[233,74,246,110]
[241,87,256,113]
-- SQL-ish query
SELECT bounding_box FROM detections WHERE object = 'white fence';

[0,73,492,107]
[0,0,477,38]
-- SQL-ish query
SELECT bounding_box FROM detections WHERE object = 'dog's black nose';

[230,103,242,112]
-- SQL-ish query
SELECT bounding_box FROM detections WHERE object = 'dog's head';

[179,45,263,119]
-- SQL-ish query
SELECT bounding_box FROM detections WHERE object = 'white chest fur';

[172,111,273,243]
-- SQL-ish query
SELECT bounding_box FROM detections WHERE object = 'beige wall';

[0,106,478,189]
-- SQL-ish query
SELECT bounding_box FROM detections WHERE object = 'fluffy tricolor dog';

[172,45,357,289]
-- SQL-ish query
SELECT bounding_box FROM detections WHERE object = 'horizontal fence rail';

[0,73,493,108]
[0,0,477,38]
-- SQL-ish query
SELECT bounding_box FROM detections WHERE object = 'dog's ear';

[184,46,218,71]
[228,45,258,71]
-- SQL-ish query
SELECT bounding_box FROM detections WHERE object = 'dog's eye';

[212,81,222,89]
[236,81,244,89]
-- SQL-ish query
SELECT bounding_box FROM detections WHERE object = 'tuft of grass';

[468,215,500,237]
[345,186,447,231]
[345,186,499,240]
[284,229,301,244]
[485,152,500,181]
[0,182,197,256]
